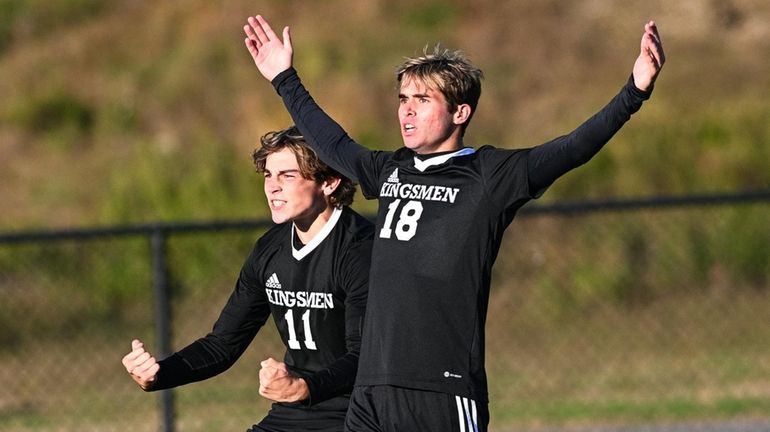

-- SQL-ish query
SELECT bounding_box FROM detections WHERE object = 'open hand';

[244,15,293,82]
[632,21,665,92]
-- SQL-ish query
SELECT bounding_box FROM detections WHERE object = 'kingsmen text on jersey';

[151,206,374,411]
[274,68,651,402]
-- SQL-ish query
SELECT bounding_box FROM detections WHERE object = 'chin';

[270,212,290,224]
[402,140,420,151]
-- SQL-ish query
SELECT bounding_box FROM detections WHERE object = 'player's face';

[263,148,329,226]
[398,78,463,154]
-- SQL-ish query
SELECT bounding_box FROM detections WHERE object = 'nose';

[400,102,415,117]
[265,177,281,193]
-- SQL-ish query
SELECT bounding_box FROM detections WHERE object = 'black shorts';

[344,385,489,432]
[248,399,347,432]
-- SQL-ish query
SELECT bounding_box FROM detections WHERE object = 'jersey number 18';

[379,199,424,241]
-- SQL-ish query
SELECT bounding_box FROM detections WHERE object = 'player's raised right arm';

[121,339,160,391]
[243,15,384,190]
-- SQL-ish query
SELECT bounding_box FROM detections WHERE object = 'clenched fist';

[258,357,309,402]
[122,339,159,390]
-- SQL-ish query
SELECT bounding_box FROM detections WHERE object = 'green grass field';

[2,207,768,431]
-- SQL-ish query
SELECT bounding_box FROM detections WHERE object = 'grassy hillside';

[1,0,769,230]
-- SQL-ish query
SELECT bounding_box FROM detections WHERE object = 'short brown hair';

[396,46,484,134]
[252,126,356,208]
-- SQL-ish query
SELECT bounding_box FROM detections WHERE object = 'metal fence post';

[151,228,175,432]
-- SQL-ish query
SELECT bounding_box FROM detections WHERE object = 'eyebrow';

[399,92,431,99]
[265,168,301,176]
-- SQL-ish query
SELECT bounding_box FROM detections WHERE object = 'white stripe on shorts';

[455,396,479,432]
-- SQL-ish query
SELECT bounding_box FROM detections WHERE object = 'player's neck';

[413,139,464,156]
[414,146,469,161]
[294,205,335,245]
[411,128,465,156]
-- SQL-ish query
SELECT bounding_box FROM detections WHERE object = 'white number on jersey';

[379,199,424,241]
[284,309,317,350]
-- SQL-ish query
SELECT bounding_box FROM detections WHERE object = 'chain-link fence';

[1,192,769,432]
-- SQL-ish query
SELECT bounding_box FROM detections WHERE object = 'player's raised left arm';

[632,21,665,92]
[523,21,665,198]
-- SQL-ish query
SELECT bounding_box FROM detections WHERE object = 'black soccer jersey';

[150,206,374,411]
[273,68,651,402]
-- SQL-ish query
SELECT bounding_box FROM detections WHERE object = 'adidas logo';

[265,273,282,289]
[386,168,399,184]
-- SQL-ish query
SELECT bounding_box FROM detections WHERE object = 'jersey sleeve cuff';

[271,67,299,94]
[148,353,191,392]
[300,375,321,406]
[627,74,653,100]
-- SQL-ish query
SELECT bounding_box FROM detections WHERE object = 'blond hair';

[396,46,484,133]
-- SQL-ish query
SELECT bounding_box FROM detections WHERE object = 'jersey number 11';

[285,309,317,350]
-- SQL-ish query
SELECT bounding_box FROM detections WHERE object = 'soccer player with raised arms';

[122,127,374,432]
[244,15,665,432]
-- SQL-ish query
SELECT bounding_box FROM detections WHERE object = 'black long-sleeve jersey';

[150,206,374,412]
[272,68,651,402]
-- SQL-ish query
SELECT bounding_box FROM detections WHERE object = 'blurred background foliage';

[1,0,769,230]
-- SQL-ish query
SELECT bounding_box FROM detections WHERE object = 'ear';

[321,176,342,197]
[452,103,472,126]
